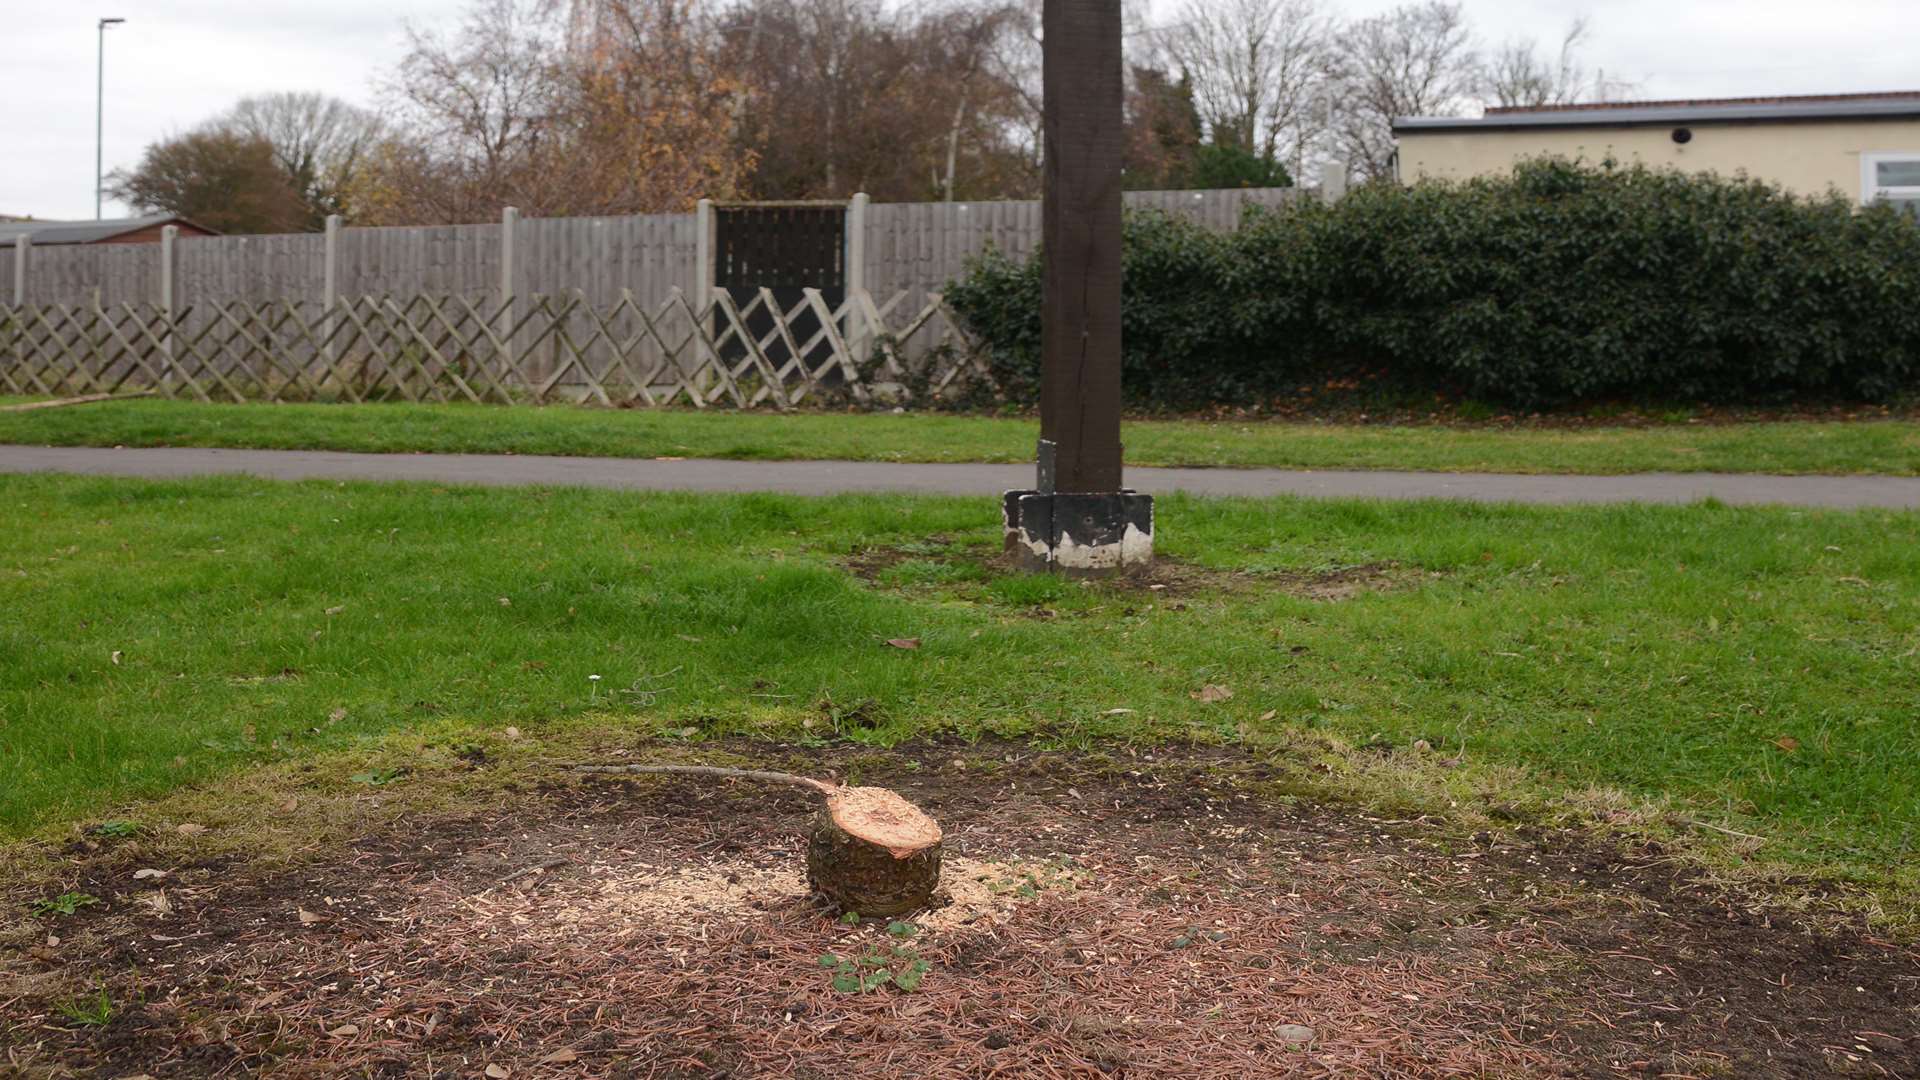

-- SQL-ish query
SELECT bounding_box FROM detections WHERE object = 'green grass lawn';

[3,472,1916,913]
[3,399,1919,474]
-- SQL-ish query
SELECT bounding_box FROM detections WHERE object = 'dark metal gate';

[713,202,846,371]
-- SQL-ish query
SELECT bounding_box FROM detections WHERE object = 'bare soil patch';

[842,538,1412,602]
[3,743,1915,1078]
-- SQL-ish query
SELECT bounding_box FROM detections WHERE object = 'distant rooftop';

[1395,91,1920,133]
[0,214,213,247]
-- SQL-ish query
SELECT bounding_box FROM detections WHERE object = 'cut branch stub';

[807,786,944,917]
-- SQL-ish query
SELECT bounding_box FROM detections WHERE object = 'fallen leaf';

[677,634,703,642]
[44,934,59,947]
[297,908,326,926]
[175,823,207,837]
[1773,736,1800,753]
[131,868,168,881]
[498,597,512,606]
[1102,707,1134,716]
[278,797,299,813]
[485,1065,511,1078]
[327,1024,359,1037]
[504,726,521,740]
[324,605,345,616]
[1190,684,1233,703]
[1258,710,1278,722]
[540,1049,580,1065]
[886,638,922,650]
[110,650,122,665]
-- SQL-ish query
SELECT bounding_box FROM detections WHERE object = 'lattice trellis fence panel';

[0,289,993,408]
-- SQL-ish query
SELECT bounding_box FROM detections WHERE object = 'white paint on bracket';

[1051,521,1153,570]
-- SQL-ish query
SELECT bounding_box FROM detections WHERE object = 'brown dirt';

[843,538,1415,603]
[3,742,1916,1079]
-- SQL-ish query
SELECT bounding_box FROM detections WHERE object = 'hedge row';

[942,159,1920,409]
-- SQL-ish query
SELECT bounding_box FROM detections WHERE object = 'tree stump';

[569,763,944,917]
[806,786,943,917]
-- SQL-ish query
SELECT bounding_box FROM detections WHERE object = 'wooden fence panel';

[176,232,328,307]
[860,188,1304,308]
[334,223,496,303]
[0,289,987,408]
[3,187,1297,387]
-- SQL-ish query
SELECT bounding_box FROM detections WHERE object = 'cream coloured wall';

[1395,119,1920,201]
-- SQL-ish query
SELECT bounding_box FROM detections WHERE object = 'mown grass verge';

[2,474,1916,919]
[4,399,1920,474]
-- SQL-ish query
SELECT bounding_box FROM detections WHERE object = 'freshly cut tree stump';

[806,786,944,917]
[569,763,944,916]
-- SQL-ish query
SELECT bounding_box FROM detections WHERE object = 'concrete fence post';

[322,214,341,369]
[10,234,24,306]
[1319,161,1348,202]
[8,235,25,378]
[847,192,869,363]
[159,224,179,390]
[694,198,714,313]
[498,205,518,392]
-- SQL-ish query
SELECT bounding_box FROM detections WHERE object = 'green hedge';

[943,159,1920,409]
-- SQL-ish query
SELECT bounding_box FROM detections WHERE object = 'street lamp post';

[96,16,125,220]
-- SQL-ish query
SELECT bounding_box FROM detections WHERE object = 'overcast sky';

[4,0,1916,220]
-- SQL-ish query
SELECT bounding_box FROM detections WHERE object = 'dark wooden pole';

[1038,0,1124,494]
[1002,0,1150,575]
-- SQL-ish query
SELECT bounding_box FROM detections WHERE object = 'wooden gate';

[713,202,847,371]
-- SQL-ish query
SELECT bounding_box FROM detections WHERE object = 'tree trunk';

[570,764,944,917]
[943,86,970,202]
[805,786,943,917]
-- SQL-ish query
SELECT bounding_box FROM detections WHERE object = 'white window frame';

[1861,151,1920,209]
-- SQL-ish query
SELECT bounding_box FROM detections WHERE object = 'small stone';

[1274,1023,1316,1045]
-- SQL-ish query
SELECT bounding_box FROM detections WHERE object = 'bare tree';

[984,0,1158,195]
[1481,18,1630,109]
[1158,0,1331,175]
[1328,0,1479,181]
[914,2,1024,201]
[711,0,1032,201]
[375,0,563,219]
[357,0,746,223]
[222,92,384,226]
